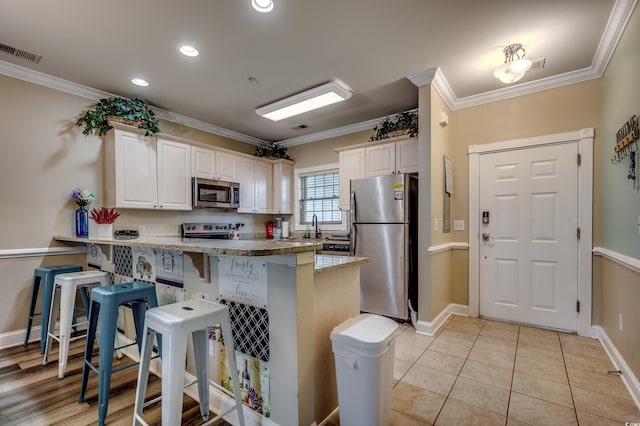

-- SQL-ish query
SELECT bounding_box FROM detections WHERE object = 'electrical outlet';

[454,220,465,231]
[619,314,624,332]
[138,225,145,236]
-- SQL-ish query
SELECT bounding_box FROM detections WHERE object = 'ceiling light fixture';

[255,81,352,121]
[251,0,274,13]
[493,43,532,84]
[179,45,199,57]
[131,78,149,87]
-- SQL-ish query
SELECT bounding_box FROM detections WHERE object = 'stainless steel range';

[182,223,231,239]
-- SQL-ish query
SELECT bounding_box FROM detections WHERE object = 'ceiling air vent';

[530,58,546,70]
[0,42,42,64]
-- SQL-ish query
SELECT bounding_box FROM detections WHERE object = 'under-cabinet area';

[104,123,294,213]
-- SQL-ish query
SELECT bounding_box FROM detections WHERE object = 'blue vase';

[75,206,89,237]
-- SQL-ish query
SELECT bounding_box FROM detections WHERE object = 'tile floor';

[330,315,640,425]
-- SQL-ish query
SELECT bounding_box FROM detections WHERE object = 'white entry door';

[479,142,579,331]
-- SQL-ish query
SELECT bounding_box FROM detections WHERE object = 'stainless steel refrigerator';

[350,173,418,320]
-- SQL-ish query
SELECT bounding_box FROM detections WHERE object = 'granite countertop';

[314,254,368,274]
[54,235,322,257]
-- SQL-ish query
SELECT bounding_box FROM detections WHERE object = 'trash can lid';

[330,313,398,349]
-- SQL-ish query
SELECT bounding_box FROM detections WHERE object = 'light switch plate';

[434,218,439,231]
[453,220,465,231]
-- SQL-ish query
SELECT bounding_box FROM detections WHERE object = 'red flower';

[89,207,120,224]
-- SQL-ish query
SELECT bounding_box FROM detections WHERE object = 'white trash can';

[330,314,398,426]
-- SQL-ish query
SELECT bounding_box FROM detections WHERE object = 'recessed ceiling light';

[179,45,199,57]
[131,78,149,87]
[252,0,274,13]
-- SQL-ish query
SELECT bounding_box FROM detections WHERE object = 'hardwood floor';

[0,338,228,425]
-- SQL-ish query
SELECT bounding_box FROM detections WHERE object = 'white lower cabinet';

[238,157,273,213]
[105,128,191,210]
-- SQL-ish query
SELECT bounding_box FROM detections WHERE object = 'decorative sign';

[132,247,156,281]
[154,249,184,288]
[611,115,639,189]
[444,155,454,194]
[218,256,267,307]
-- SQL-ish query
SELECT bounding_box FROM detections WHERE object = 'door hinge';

[577,153,582,166]
[577,227,581,239]
[576,300,581,313]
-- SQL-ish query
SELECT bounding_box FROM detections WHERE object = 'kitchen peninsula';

[53,235,367,426]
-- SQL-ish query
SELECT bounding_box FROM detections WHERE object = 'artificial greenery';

[76,97,160,136]
[254,141,292,160]
[370,111,418,141]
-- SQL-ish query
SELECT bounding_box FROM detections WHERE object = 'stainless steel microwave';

[192,177,240,209]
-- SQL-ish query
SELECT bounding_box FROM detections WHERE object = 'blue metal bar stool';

[133,299,245,426]
[78,281,159,426]
[24,265,83,353]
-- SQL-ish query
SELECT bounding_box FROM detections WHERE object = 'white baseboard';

[0,317,88,349]
[415,303,469,336]
[594,326,640,410]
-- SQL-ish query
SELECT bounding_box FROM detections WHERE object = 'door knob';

[482,233,490,241]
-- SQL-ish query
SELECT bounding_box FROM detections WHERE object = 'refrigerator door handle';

[350,191,356,256]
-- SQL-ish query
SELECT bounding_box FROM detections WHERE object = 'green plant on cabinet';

[76,97,160,136]
[370,111,418,141]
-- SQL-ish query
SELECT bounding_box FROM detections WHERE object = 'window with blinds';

[298,170,342,224]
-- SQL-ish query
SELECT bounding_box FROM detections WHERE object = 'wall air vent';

[530,58,546,70]
[0,42,42,64]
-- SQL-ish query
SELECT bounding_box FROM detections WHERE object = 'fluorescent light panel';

[256,81,352,121]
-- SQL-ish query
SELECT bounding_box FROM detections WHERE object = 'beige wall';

[286,130,373,169]
[598,256,640,377]
[428,86,456,320]
[451,79,602,244]
[0,74,268,335]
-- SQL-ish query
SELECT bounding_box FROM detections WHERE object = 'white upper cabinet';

[192,146,216,180]
[238,157,273,214]
[192,147,239,182]
[272,160,294,214]
[156,137,192,210]
[336,136,419,210]
[105,123,293,214]
[338,147,366,211]
[395,138,419,174]
[216,150,239,182]
[254,159,273,213]
[105,128,191,210]
[365,143,396,176]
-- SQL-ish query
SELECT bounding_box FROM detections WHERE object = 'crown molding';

[279,108,419,147]
[591,0,638,76]
[152,109,265,146]
[0,60,265,146]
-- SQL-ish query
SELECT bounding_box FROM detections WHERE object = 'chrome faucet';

[312,214,320,239]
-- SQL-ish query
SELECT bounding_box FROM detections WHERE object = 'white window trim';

[294,163,347,233]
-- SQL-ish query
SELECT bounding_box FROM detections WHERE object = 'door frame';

[468,128,594,336]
